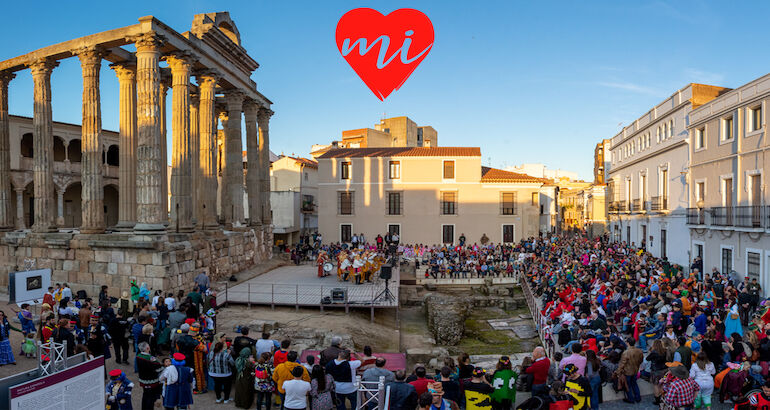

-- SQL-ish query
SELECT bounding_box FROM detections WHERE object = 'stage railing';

[356,375,389,410]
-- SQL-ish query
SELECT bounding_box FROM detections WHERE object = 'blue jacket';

[132,322,144,345]
[694,313,708,335]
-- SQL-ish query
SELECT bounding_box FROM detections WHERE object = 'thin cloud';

[683,68,725,85]
[595,81,662,96]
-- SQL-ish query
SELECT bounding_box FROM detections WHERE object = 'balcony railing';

[711,206,733,227]
[632,199,641,212]
[686,208,706,225]
[608,202,619,213]
[650,196,668,211]
[618,200,628,212]
[735,206,763,228]
[301,202,316,213]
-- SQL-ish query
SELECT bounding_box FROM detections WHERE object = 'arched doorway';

[106,145,119,166]
[63,182,82,228]
[68,139,82,163]
[53,136,66,162]
[20,133,33,158]
[104,184,119,227]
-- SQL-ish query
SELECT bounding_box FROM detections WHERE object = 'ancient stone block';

[95,250,111,262]
[146,265,167,278]
[76,249,95,261]
[131,264,146,276]
[62,260,79,271]
[137,253,153,265]
[111,251,125,263]
[89,261,108,274]
[107,263,118,275]
[49,249,67,259]
[117,264,132,276]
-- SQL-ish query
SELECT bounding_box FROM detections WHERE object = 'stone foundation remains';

[424,294,471,345]
[0,226,272,297]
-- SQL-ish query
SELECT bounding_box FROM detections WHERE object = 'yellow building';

[316,147,552,245]
[317,116,438,154]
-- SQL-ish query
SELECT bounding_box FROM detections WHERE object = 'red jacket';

[526,357,550,385]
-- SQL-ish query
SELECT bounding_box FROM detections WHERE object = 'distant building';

[311,116,437,158]
[316,147,555,245]
[262,155,318,246]
[507,163,579,182]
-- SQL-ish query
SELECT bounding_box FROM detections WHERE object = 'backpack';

[599,363,611,384]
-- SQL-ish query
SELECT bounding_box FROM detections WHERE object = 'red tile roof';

[317,147,481,159]
[481,167,548,184]
[288,156,318,168]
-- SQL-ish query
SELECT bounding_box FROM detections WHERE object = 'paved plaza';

[221,263,399,307]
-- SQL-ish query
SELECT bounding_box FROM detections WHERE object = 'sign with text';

[336,8,434,100]
[10,357,104,409]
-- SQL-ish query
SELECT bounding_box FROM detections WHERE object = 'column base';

[133,223,167,233]
[169,224,194,233]
[56,217,64,227]
[80,228,106,234]
[31,224,58,233]
[114,221,136,231]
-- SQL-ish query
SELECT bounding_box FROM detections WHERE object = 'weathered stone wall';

[0,225,272,297]
[423,294,471,345]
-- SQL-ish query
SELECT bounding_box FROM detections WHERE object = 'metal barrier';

[519,277,555,358]
[356,375,389,410]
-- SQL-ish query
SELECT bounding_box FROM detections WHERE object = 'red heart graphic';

[336,8,434,101]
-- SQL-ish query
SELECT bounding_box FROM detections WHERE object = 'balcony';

[631,199,641,212]
[301,201,316,213]
[650,196,668,211]
[711,206,733,226]
[608,202,619,213]
[686,208,706,225]
[735,206,763,228]
[618,200,629,212]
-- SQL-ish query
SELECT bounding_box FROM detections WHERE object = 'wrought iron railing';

[711,206,733,227]
[735,206,763,228]
[686,208,706,225]
[651,196,668,211]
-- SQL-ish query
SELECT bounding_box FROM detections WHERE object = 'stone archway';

[68,139,82,162]
[104,184,119,227]
[63,182,82,228]
[20,133,33,158]
[53,136,66,162]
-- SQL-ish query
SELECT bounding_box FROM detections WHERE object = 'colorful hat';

[665,361,683,368]
[109,369,122,377]
[184,318,196,325]
[206,308,216,317]
[173,353,186,361]
[563,364,578,376]
[472,367,486,377]
[428,382,444,396]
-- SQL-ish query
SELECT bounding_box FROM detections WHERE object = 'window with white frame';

[721,116,734,141]
[442,160,455,179]
[695,127,705,149]
[341,161,351,179]
[389,160,401,179]
[722,247,733,274]
[656,126,661,143]
[696,181,705,202]
[748,251,761,281]
[750,106,762,132]
[667,119,673,138]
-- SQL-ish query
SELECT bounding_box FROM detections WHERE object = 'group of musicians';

[316,249,386,284]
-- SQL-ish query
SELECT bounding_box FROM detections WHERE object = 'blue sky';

[1,1,768,180]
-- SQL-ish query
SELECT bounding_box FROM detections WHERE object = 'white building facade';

[687,74,770,294]
[607,84,727,267]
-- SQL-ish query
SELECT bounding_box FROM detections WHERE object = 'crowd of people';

[519,231,770,410]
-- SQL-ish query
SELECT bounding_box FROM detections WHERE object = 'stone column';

[111,63,137,230]
[257,107,273,225]
[29,58,58,233]
[133,32,166,232]
[217,112,227,222]
[189,91,199,227]
[14,188,24,229]
[196,72,218,229]
[0,71,15,231]
[223,91,244,226]
[76,47,105,234]
[56,189,64,226]
[243,100,261,226]
[166,53,194,232]
[160,72,170,224]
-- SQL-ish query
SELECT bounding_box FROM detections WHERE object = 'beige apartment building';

[316,147,552,245]
[687,73,770,293]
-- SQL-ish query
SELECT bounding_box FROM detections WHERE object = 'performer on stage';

[340,252,351,282]
[317,251,329,278]
[353,253,363,285]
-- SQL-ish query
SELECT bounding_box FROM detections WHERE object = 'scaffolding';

[37,340,67,376]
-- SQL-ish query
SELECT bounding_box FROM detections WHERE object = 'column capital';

[131,32,165,52]
[110,63,137,80]
[28,58,59,77]
[223,90,244,111]
[164,52,197,73]
[243,99,259,116]
[73,46,106,66]
[257,106,274,122]
[190,92,200,105]
[195,68,221,83]
[160,69,172,90]
[0,71,15,85]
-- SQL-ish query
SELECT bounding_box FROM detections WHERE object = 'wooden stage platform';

[220,263,399,309]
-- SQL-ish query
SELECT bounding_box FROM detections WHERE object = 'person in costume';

[0,310,21,365]
[106,369,134,410]
[130,280,141,302]
[340,252,351,282]
[188,323,208,394]
[490,356,517,409]
[353,252,364,285]
[563,364,591,410]
[162,352,195,410]
[317,251,329,278]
